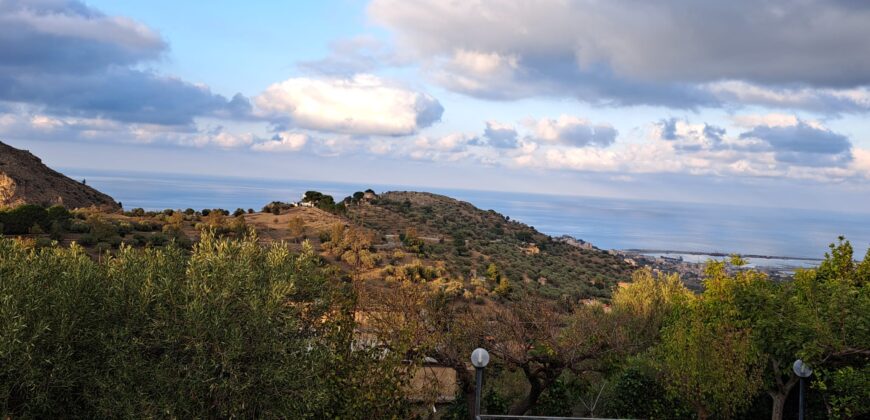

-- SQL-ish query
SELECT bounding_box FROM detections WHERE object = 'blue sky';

[3,0,870,210]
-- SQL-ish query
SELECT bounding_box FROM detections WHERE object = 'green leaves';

[0,234,408,418]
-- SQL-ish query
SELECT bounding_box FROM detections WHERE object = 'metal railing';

[478,416,630,420]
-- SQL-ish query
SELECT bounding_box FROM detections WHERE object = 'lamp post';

[471,348,490,419]
[793,359,813,420]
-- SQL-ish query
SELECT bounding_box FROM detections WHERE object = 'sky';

[2,0,870,211]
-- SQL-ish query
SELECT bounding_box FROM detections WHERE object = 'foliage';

[812,364,870,419]
[0,233,410,418]
[653,302,763,419]
[608,364,692,419]
[0,204,56,234]
[322,224,380,269]
[303,191,345,214]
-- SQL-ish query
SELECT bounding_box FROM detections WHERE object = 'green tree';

[791,238,869,419]
[653,302,763,419]
[0,233,410,418]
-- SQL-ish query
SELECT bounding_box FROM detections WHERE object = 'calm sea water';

[68,170,870,260]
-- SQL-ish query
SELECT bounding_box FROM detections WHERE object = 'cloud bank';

[369,0,870,112]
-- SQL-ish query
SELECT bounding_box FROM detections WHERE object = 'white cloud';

[0,110,258,149]
[508,116,870,182]
[254,74,443,136]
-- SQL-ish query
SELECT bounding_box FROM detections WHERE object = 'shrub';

[116,222,133,237]
[131,234,148,246]
[147,233,169,247]
[0,204,49,234]
[46,205,71,225]
[0,234,411,418]
[78,233,96,246]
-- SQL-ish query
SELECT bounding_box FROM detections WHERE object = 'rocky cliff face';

[0,141,120,210]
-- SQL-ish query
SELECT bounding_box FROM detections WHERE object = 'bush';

[0,234,411,418]
[127,208,146,217]
[0,204,49,234]
[46,205,71,225]
[117,222,133,237]
[147,233,169,247]
[131,233,148,246]
[78,233,96,246]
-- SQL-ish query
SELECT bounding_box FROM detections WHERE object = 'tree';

[791,238,869,419]
[361,283,492,419]
[700,258,811,420]
[484,298,614,415]
[653,301,763,420]
[609,267,693,353]
[0,232,411,418]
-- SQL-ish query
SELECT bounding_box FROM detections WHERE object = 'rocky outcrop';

[0,141,120,210]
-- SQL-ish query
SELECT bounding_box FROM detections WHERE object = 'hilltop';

[0,141,119,210]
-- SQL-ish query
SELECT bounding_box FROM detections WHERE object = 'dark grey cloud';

[0,0,249,126]
[659,118,679,140]
[559,123,617,148]
[371,0,870,111]
[483,121,519,148]
[740,122,853,167]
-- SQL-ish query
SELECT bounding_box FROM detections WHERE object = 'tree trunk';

[771,393,787,420]
[768,358,799,420]
[510,366,560,415]
[452,364,477,420]
[509,379,543,415]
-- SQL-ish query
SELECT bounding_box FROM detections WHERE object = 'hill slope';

[346,191,633,300]
[0,141,119,210]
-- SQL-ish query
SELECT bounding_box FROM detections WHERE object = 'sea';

[67,170,870,267]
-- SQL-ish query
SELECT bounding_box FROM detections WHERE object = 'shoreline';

[622,248,823,262]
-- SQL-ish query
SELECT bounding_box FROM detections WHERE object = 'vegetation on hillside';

[0,193,867,419]
[346,191,632,300]
[3,232,864,418]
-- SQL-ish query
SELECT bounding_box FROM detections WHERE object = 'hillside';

[345,191,633,300]
[0,141,119,210]
[0,148,631,301]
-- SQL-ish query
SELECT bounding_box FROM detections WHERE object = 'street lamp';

[471,348,490,418]
[793,359,813,420]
